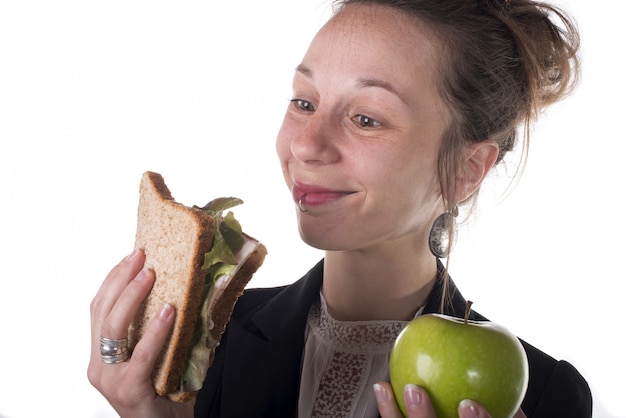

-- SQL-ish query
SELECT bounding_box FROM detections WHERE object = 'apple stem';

[464,300,473,325]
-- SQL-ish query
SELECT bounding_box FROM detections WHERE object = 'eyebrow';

[295,64,312,76]
[294,64,409,105]
[356,78,408,104]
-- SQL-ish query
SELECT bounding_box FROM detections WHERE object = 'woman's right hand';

[375,381,527,418]
[87,249,194,418]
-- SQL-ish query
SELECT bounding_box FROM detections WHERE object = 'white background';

[0,1,624,417]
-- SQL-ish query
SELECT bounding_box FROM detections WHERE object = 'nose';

[290,109,340,165]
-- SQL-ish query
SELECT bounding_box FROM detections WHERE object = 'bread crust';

[129,172,215,396]
[208,237,267,347]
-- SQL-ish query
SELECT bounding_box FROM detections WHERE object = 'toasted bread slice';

[129,171,215,397]
[128,171,267,402]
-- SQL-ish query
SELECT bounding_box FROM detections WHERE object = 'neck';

[322,240,438,321]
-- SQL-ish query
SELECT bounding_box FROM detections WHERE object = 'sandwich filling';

[180,197,256,392]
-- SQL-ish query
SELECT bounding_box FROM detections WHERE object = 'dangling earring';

[428,205,458,258]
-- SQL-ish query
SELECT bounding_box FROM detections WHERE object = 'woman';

[88,0,592,417]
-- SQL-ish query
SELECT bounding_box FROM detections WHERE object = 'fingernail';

[459,400,480,418]
[404,384,422,411]
[158,303,173,320]
[134,266,149,282]
[125,248,140,262]
[373,383,389,404]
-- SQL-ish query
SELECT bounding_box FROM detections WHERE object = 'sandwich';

[128,171,267,402]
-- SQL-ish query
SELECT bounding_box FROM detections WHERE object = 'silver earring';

[428,206,458,258]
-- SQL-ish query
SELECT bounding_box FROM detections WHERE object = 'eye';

[290,98,317,113]
[352,114,382,128]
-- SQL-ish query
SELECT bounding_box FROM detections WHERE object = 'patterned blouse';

[298,293,423,417]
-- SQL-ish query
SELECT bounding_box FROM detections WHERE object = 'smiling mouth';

[292,184,355,211]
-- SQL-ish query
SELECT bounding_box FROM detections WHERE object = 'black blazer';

[195,260,592,417]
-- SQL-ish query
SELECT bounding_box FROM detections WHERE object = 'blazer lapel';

[216,260,324,417]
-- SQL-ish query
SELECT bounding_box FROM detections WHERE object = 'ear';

[456,140,499,203]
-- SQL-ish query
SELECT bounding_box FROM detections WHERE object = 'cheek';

[371,146,442,220]
[275,116,289,161]
[366,144,439,198]
[275,116,293,182]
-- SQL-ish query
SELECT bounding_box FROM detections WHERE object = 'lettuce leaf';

[197,197,243,271]
[181,197,244,392]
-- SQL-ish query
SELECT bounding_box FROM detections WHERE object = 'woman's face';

[276,4,450,252]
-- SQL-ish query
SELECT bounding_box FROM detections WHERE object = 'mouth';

[292,182,355,211]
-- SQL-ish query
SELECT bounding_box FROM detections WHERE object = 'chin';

[298,225,346,252]
[299,230,332,251]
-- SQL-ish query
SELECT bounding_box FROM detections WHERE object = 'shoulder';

[518,339,592,417]
[228,285,289,324]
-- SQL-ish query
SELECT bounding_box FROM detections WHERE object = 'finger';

[125,303,176,384]
[458,401,526,418]
[375,382,437,418]
[458,400,492,418]
[403,384,437,417]
[101,249,145,296]
[100,266,155,340]
[89,249,147,364]
[374,382,403,417]
[91,249,145,328]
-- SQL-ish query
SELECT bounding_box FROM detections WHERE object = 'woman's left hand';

[374,381,527,418]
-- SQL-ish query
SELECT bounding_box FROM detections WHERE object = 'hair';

[332,0,581,311]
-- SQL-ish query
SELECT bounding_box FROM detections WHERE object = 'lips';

[292,182,354,209]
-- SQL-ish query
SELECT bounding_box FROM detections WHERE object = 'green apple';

[389,305,528,418]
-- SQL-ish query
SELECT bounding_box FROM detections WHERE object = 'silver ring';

[298,196,307,213]
[100,336,130,364]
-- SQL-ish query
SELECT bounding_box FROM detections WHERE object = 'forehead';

[305,4,444,96]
